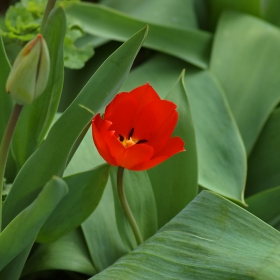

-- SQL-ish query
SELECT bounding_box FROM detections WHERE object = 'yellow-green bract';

[6,34,50,105]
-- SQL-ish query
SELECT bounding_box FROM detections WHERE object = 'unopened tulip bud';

[6,34,50,105]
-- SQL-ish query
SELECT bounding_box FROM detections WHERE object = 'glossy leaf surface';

[23,229,95,276]
[211,11,280,154]
[246,108,280,196]
[247,186,280,231]
[91,191,280,279]
[0,177,68,270]
[64,2,212,68]
[148,72,198,228]
[185,69,246,204]
[82,179,127,273]
[37,164,110,243]
[100,0,199,29]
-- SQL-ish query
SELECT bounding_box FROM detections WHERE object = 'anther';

[128,128,134,139]
[119,134,124,142]
[137,139,148,144]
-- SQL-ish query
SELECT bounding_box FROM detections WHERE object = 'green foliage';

[37,164,110,243]
[1,0,280,279]
[64,2,212,68]
[23,228,96,276]
[91,191,280,280]
[12,6,66,170]
[1,0,93,69]
[148,72,198,228]
[0,176,68,270]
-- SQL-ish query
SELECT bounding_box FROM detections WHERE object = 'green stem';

[117,167,143,246]
[0,104,23,231]
[40,0,57,33]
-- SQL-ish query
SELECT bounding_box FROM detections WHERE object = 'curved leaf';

[64,2,212,69]
[37,164,110,243]
[209,0,261,29]
[0,177,68,270]
[247,186,280,231]
[23,228,95,276]
[64,129,105,176]
[210,11,280,154]
[148,71,198,228]
[91,191,280,280]
[185,69,246,204]
[82,180,127,273]
[100,0,199,29]
[246,108,280,196]
[0,245,32,280]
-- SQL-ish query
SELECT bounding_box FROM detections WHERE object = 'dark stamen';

[119,134,124,142]
[137,139,148,144]
[128,128,134,139]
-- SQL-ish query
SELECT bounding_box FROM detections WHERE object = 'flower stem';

[0,103,23,231]
[40,0,57,33]
[117,167,143,246]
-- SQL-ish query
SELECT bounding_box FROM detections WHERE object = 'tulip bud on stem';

[0,104,23,231]
[117,167,143,246]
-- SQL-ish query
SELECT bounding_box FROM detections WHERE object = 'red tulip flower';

[92,83,185,171]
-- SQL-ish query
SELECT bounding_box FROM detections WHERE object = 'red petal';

[133,100,177,143]
[130,137,185,171]
[129,83,160,111]
[104,92,138,138]
[120,144,154,169]
[105,134,154,169]
[149,110,178,155]
[92,114,118,166]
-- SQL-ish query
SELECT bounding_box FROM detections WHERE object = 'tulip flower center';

[118,128,147,148]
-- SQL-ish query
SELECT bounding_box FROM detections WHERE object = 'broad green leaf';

[122,53,246,204]
[210,11,280,154]
[91,191,280,280]
[208,0,261,29]
[82,180,127,273]
[148,71,198,228]
[121,54,186,99]
[246,108,280,196]
[262,0,280,27]
[60,41,120,112]
[3,26,148,228]
[110,167,158,250]
[246,186,280,231]
[100,0,199,29]
[185,69,246,204]
[23,228,96,276]
[0,177,68,270]
[11,7,66,170]
[0,244,32,280]
[64,129,105,176]
[37,164,110,243]
[64,2,212,69]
